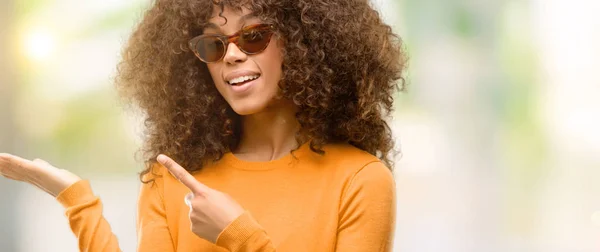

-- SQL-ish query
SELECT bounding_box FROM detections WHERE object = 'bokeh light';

[23,28,56,61]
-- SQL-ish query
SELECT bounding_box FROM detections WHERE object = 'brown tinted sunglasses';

[188,24,275,63]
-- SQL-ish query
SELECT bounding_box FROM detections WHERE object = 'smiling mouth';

[227,75,261,86]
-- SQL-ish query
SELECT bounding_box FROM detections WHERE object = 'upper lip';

[224,70,261,83]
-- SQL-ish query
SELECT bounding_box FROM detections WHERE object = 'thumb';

[33,158,54,169]
[33,158,49,165]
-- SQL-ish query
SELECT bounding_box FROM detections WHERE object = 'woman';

[0,0,406,251]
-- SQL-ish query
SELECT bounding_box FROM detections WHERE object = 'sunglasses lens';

[190,25,274,63]
[238,28,273,54]
[195,37,225,62]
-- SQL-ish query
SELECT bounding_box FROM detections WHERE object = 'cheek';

[207,64,220,84]
[258,43,284,85]
[207,64,227,93]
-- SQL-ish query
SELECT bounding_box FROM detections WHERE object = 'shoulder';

[304,143,394,187]
[314,143,389,171]
[343,161,395,198]
[139,162,174,191]
[138,162,185,202]
[314,144,396,209]
[141,162,165,181]
[316,143,382,166]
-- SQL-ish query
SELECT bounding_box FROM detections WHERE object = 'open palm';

[0,153,81,197]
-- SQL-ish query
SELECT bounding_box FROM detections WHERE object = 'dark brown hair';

[114,0,407,181]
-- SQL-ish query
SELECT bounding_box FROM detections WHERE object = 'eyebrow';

[204,12,258,31]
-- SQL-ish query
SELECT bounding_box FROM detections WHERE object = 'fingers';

[0,153,17,168]
[0,153,9,174]
[1,154,51,170]
[0,171,19,180]
[0,155,46,190]
[157,154,211,195]
[0,153,31,172]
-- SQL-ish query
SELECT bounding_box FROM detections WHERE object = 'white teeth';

[228,75,259,85]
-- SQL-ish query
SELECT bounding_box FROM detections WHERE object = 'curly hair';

[114,0,407,182]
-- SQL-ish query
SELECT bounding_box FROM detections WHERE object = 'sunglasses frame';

[188,23,275,63]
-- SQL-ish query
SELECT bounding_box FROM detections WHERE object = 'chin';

[229,100,269,116]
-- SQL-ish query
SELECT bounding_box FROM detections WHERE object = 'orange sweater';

[56,143,396,251]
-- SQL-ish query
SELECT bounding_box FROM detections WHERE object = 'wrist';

[36,168,81,197]
[56,180,95,208]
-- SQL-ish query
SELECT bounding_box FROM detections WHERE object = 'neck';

[235,100,305,160]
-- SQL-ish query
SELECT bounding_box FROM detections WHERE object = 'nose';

[223,43,248,64]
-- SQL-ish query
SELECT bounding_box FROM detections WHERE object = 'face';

[201,6,284,116]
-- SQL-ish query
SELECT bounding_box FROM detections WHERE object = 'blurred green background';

[1,0,599,251]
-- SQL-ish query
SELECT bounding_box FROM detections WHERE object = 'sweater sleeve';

[136,165,176,252]
[215,211,276,252]
[335,161,397,252]
[56,179,122,252]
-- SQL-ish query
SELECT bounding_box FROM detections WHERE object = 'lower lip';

[230,77,258,93]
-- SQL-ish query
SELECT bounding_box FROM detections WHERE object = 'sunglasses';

[188,23,275,63]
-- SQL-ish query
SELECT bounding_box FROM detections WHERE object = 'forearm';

[57,180,122,252]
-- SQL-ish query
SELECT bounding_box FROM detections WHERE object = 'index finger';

[157,154,210,195]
